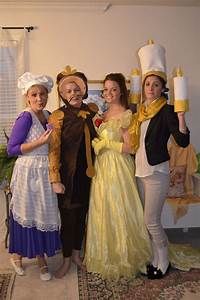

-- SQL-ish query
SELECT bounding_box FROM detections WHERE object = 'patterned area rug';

[78,268,200,300]
[0,270,15,300]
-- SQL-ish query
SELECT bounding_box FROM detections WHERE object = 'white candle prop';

[129,68,141,104]
[173,68,189,112]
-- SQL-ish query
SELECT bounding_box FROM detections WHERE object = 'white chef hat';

[18,72,54,95]
[138,40,167,83]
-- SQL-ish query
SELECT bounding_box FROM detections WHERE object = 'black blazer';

[145,104,190,166]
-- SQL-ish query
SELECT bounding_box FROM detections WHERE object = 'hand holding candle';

[173,67,189,112]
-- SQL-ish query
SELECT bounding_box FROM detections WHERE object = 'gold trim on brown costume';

[77,110,96,178]
[48,110,64,183]
[84,123,95,178]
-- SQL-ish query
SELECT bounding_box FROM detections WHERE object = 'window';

[0,29,26,144]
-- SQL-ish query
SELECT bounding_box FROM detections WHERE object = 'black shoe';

[147,263,157,273]
[147,263,171,280]
[141,264,157,277]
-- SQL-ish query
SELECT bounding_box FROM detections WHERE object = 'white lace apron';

[10,108,60,231]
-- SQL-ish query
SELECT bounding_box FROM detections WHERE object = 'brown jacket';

[48,102,97,208]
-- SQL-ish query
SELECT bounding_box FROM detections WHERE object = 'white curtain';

[0,28,27,144]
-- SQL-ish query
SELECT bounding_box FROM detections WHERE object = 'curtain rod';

[2,26,34,32]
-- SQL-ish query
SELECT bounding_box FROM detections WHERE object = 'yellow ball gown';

[84,110,151,280]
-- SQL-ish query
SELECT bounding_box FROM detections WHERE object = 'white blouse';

[135,119,169,177]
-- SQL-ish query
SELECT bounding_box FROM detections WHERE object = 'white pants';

[137,172,170,249]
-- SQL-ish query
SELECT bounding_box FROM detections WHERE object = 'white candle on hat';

[129,68,141,104]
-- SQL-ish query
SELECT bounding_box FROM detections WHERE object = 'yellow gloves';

[92,138,123,155]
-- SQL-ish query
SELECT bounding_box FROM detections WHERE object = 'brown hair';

[143,74,169,99]
[103,73,129,108]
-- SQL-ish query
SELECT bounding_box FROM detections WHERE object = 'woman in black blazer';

[129,40,190,279]
[129,73,189,280]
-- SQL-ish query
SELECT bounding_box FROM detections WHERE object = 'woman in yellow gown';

[84,73,151,281]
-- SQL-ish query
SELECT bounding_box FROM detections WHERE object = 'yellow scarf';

[129,97,167,154]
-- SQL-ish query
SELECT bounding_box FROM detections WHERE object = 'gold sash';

[129,97,167,153]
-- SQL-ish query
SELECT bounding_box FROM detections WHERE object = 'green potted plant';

[0,144,16,190]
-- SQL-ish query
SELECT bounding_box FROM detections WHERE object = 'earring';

[162,87,169,93]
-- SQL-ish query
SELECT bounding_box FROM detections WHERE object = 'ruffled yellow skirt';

[84,150,151,280]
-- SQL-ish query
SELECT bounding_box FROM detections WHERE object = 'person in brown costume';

[48,66,97,278]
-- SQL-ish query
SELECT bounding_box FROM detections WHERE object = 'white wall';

[1,3,200,151]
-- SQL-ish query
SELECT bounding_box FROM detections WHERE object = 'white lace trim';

[12,211,59,232]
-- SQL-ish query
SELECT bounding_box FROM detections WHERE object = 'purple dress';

[7,109,60,258]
